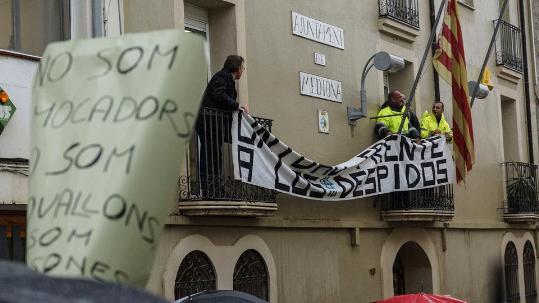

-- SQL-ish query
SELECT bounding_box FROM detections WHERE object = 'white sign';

[314,52,326,66]
[292,12,344,49]
[232,112,456,201]
[300,72,342,103]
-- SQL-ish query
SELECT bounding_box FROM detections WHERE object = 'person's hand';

[240,105,249,113]
[445,133,453,142]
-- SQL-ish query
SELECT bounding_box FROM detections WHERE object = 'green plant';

[506,175,538,211]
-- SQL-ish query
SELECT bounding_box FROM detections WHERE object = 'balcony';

[177,108,277,217]
[503,162,539,223]
[378,0,420,42]
[381,184,454,222]
[495,20,523,83]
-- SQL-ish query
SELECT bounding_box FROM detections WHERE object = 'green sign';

[0,88,16,134]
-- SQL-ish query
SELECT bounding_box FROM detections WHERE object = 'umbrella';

[175,290,268,303]
[0,261,168,303]
[376,293,467,303]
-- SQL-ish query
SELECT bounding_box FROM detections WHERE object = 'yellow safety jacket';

[420,111,452,139]
[376,105,410,137]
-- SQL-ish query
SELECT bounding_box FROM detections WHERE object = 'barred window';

[505,242,520,303]
[175,250,216,300]
[233,249,269,301]
[524,241,537,303]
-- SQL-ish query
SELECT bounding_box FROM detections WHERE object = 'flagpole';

[469,0,509,108]
[397,0,447,135]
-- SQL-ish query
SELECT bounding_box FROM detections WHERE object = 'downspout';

[429,0,441,102]
[528,0,539,101]
[518,0,534,163]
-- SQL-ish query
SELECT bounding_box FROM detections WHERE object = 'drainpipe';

[518,0,534,164]
[429,0,441,102]
[527,0,539,102]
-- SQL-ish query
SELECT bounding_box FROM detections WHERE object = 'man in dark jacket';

[196,55,247,198]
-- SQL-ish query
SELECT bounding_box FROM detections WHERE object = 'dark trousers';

[196,109,233,199]
[198,129,224,199]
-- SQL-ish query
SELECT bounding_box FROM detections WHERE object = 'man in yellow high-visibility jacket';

[420,101,453,141]
[375,90,420,139]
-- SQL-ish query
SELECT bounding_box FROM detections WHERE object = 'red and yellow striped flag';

[433,0,474,183]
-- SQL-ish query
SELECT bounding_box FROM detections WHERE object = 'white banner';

[232,112,455,201]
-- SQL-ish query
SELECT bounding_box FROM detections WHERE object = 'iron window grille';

[175,250,217,300]
[178,107,276,203]
[379,0,420,29]
[233,249,269,301]
[524,241,537,303]
[505,242,521,303]
[495,20,523,73]
[503,162,539,214]
[382,184,454,212]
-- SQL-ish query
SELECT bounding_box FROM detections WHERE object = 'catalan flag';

[432,0,474,183]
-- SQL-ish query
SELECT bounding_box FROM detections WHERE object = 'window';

[524,241,537,303]
[0,0,70,55]
[175,250,216,299]
[505,242,520,303]
[499,0,510,23]
[501,96,519,161]
[0,223,25,262]
[233,249,269,301]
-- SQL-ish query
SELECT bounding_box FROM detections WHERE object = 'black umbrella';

[0,261,168,303]
[176,290,268,303]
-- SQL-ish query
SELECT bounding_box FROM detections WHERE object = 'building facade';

[1,0,539,302]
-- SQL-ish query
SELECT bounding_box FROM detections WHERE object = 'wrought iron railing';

[178,107,276,203]
[495,20,523,73]
[379,0,420,29]
[504,162,539,213]
[382,184,454,211]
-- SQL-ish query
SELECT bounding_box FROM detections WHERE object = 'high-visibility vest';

[420,111,452,138]
[376,106,409,134]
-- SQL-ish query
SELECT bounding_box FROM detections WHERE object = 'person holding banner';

[420,101,453,142]
[375,90,420,139]
[196,55,248,198]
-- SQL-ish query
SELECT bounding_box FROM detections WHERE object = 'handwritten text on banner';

[233,112,455,200]
[29,30,207,287]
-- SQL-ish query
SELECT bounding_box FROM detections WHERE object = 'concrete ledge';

[382,209,455,222]
[378,17,419,43]
[496,65,522,84]
[178,201,277,217]
[503,212,539,224]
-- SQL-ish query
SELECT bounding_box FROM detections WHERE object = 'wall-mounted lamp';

[347,51,405,125]
[468,80,490,100]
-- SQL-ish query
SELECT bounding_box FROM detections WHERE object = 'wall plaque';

[292,12,344,49]
[300,72,342,103]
